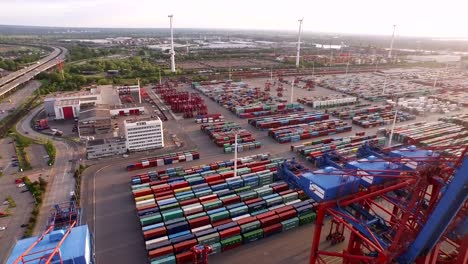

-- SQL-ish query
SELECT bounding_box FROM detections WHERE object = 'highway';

[16,106,81,233]
[0,46,67,98]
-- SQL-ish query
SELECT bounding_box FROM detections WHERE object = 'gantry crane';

[13,202,81,264]
[280,144,468,264]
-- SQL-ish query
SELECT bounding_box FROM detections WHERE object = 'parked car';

[17,183,25,188]
[0,227,6,231]
[15,178,23,184]
[20,224,27,228]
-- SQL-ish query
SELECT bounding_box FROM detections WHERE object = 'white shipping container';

[186,154,193,161]
[192,224,213,233]
[231,214,251,221]
[146,236,169,246]
[156,159,164,167]
[141,160,150,167]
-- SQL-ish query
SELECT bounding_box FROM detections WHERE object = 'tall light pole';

[233,131,238,178]
[295,18,304,69]
[290,81,295,104]
[388,97,399,147]
[168,14,176,73]
[388,25,397,59]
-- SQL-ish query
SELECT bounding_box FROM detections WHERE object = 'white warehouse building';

[124,117,164,152]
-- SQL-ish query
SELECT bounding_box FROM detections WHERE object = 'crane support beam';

[398,156,468,263]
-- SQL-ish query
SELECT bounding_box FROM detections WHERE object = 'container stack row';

[297,95,356,109]
[268,119,352,143]
[153,87,208,118]
[352,110,416,128]
[127,151,201,171]
[195,114,224,124]
[200,122,261,153]
[382,121,468,153]
[439,114,468,128]
[330,105,391,120]
[130,158,317,263]
[248,112,329,130]
[290,134,386,166]
[234,103,304,119]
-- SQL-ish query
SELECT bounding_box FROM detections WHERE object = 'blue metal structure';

[279,144,468,263]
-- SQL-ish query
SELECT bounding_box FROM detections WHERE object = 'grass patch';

[73,164,88,206]
[22,176,47,237]
[6,196,16,208]
[44,140,56,166]
[9,128,33,171]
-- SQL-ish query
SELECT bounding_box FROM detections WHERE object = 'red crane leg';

[309,208,326,264]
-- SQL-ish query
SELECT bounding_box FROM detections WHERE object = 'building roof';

[87,137,126,146]
[97,85,121,105]
[79,107,111,121]
[6,225,90,264]
[124,115,162,124]
[55,99,80,107]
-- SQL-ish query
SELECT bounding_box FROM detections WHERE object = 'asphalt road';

[0,80,42,121]
[0,46,66,98]
[16,106,81,234]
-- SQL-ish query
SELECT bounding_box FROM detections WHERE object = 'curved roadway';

[16,106,82,233]
[0,46,67,97]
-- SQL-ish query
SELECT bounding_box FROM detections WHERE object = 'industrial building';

[86,137,127,159]
[78,107,112,136]
[124,117,164,151]
[6,225,92,264]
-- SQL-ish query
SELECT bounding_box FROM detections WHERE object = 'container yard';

[351,110,416,128]
[130,156,318,263]
[388,96,461,115]
[296,94,356,109]
[200,121,262,153]
[248,111,329,130]
[429,91,468,106]
[318,73,439,100]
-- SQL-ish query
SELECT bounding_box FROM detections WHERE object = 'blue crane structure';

[279,143,467,263]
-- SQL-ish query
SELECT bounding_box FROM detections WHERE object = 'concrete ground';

[81,76,468,264]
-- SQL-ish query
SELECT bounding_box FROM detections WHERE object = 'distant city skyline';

[1,0,467,38]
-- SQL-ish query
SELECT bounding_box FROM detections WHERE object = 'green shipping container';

[242,228,264,243]
[220,235,243,248]
[186,212,207,220]
[299,212,316,225]
[281,217,299,231]
[209,211,230,222]
[203,200,222,211]
[209,242,222,255]
[140,213,162,226]
[151,254,176,264]
[159,202,180,212]
[240,191,257,201]
[198,232,220,245]
[240,220,261,233]
[162,209,183,222]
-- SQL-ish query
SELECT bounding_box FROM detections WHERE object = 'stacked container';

[131,157,318,262]
[127,151,201,171]
[200,122,261,153]
[248,112,329,130]
[268,120,352,143]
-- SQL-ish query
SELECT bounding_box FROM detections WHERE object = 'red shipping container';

[154,190,173,198]
[175,251,192,264]
[221,196,240,206]
[212,218,232,227]
[244,197,262,205]
[255,211,276,220]
[188,216,210,229]
[219,226,241,239]
[279,190,294,196]
[143,226,167,240]
[272,183,289,193]
[199,194,218,203]
[171,181,189,190]
[259,215,280,227]
[148,245,174,259]
[220,171,235,179]
[278,210,297,221]
[179,198,199,207]
[152,184,171,194]
[208,179,225,186]
[137,204,157,212]
[150,179,168,186]
[133,188,153,198]
[205,174,222,183]
[236,216,256,226]
[173,239,198,253]
[263,223,282,236]
[155,194,175,202]
[274,205,294,214]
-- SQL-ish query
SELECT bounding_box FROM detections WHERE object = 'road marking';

[93,165,110,258]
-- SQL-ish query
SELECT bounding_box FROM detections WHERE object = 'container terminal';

[1,17,467,264]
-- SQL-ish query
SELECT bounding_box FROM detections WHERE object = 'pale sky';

[0,0,467,38]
